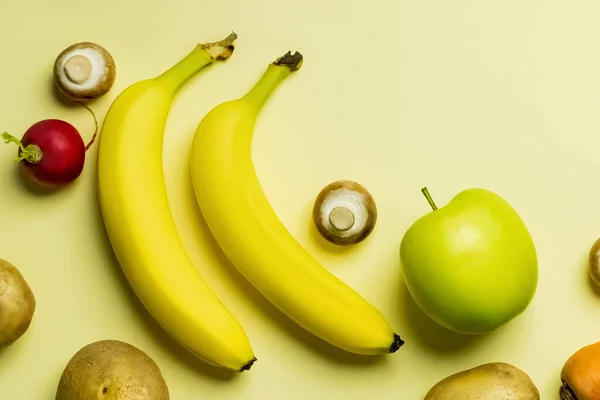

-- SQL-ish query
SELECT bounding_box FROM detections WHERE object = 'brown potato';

[0,258,36,347]
[424,362,540,400]
[56,340,169,400]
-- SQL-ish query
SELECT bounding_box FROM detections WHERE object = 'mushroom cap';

[53,41,116,102]
[312,180,377,246]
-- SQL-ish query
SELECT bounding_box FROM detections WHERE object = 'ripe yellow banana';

[96,33,257,372]
[190,51,404,356]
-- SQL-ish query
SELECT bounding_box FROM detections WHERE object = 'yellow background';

[1,0,598,398]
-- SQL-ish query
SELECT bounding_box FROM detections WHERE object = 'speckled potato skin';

[55,340,169,400]
[0,258,36,347]
[424,362,540,400]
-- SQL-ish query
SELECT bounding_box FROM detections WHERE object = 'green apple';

[400,187,538,334]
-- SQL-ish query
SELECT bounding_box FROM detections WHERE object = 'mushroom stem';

[329,206,355,232]
[64,55,92,84]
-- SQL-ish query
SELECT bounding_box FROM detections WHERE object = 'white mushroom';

[312,180,377,245]
[53,42,116,102]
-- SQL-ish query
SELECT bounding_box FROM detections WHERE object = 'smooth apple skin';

[400,188,538,334]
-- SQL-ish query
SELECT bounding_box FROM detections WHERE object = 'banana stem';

[156,32,238,93]
[242,51,303,111]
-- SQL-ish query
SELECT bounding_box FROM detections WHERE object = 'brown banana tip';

[389,333,405,353]
[273,51,303,71]
[239,357,257,372]
[198,31,239,60]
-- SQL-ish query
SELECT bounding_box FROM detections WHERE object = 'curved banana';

[96,33,256,372]
[190,51,404,356]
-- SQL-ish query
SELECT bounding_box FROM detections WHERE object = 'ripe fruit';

[424,362,540,399]
[55,340,169,400]
[190,51,403,355]
[400,187,538,334]
[560,341,600,400]
[0,258,36,347]
[96,32,256,371]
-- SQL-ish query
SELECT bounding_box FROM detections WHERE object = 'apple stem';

[421,187,438,211]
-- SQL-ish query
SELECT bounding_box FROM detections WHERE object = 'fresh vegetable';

[55,340,169,400]
[587,238,600,287]
[312,180,377,245]
[424,362,540,399]
[53,42,116,102]
[96,32,256,372]
[2,105,98,188]
[189,51,404,356]
[560,341,600,400]
[0,258,36,348]
[400,187,538,334]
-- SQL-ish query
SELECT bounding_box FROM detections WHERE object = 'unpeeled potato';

[424,362,540,399]
[56,340,169,400]
[0,258,36,347]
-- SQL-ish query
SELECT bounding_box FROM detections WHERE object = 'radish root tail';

[77,102,99,151]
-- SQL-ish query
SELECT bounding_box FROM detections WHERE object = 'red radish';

[2,105,97,188]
